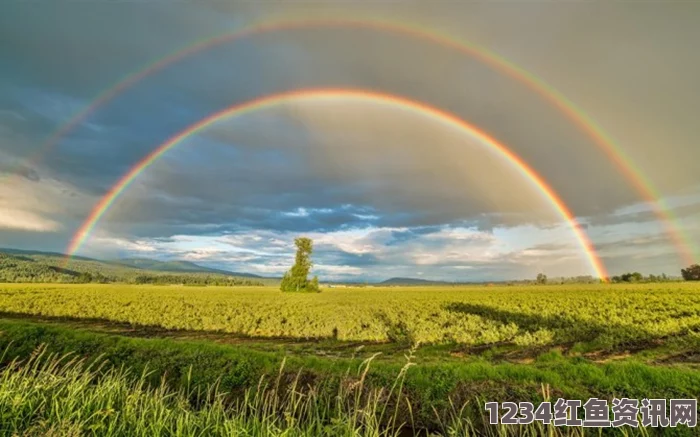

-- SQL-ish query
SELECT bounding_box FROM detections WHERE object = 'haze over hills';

[0,248,100,262]
[379,277,457,286]
[113,258,263,278]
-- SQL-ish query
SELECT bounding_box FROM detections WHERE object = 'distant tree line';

[522,275,601,285]
[131,274,262,286]
[608,272,678,283]
[608,265,700,283]
[531,270,690,284]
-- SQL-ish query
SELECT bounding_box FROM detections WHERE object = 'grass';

[0,344,688,436]
[0,318,698,435]
[0,345,411,436]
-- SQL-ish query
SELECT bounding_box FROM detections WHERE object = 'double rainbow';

[30,16,690,274]
[65,89,609,279]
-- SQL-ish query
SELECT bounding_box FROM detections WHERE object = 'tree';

[76,272,93,283]
[280,237,320,292]
[536,273,548,285]
[620,272,643,283]
[681,264,700,281]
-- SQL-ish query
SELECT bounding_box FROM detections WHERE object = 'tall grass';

[0,346,669,437]
[0,344,414,436]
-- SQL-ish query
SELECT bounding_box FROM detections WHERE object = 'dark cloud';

[314,248,381,268]
[386,226,445,245]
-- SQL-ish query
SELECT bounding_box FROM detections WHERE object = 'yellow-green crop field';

[1,282,699,350]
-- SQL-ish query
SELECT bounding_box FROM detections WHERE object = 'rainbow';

[65,89,609,279]
[12,18,695,264]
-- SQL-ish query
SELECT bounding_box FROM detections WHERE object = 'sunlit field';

[1,283,699,350]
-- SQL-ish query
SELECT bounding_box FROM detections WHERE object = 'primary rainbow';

[12,17,695,265]
[65,88,609,279]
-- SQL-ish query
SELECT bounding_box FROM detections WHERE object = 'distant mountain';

[0,247,96,262]
[0,248,271,284]
[379,277,454,286]
[114,258,262,278]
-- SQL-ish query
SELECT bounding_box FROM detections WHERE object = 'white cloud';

[0,171,91,233]
[74,221,600,280]
[0,208,60,232]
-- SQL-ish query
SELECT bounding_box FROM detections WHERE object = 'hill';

[0,249,272,286]
[379,277,455,286]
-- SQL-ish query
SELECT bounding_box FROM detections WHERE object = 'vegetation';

[0,319,698,435]
[608,271,678,283]
[1,283,700,352]
[0,344,418,437]
[681,264,700,281]
[0,251,267,286]
[280,237,320,293]
[1,279,698,434]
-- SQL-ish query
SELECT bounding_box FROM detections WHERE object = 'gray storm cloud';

[97,101,562,237]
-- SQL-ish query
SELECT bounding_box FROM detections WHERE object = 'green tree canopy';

[280,237,320,292]
[681,264,700,281]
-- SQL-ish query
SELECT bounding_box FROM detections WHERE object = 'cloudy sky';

[1,1,698,281]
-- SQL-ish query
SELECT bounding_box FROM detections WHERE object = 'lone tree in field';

[536,273,548,285]
[681,264,700,281]
[280,237,320,292]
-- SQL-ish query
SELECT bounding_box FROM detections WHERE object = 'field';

[0,283,699,436]
[1,283,699,350]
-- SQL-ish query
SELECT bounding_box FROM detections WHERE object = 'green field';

[1,283,699,350]
[0,283,699,435]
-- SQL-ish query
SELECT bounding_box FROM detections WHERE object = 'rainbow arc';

[65,89,609,279]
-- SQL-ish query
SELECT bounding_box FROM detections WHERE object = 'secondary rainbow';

[13,17,695,264]
[65,88,609,279]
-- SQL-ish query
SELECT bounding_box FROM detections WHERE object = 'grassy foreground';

[0,346,423,437]
[0,318,698,435]
[0,348,692,437]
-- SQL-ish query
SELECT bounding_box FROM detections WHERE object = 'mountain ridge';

[111,258,262,278]
[379,277,455,285]
[0,248,266,280]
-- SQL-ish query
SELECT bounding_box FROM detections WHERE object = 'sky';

[1,1,699,282]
